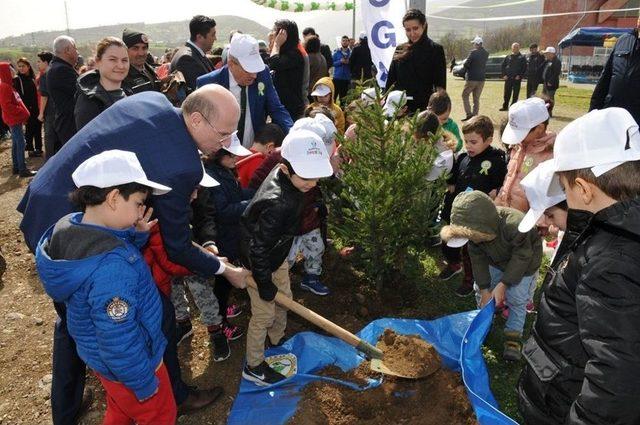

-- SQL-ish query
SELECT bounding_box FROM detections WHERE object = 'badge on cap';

[141,34,149,44]
[106,297,129,322]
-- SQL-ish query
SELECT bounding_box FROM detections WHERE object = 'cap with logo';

[291,115,337,149]
[543,46,556,54]
[281,129,333,179]
[72,150,171,195]
[229,33,265,73]
[122,29,149,48]
[518,159,566,233]
[547,108,640,197]
[310,84,331,98]
[472,36,483,44]
[222,133,252,156]
[502,97,550,145]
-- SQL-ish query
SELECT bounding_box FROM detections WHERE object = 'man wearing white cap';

[518,107,640,425]
[461,35,489,121]
[197,33,293,148]
[541,46,561,113]
[240,130,333,386]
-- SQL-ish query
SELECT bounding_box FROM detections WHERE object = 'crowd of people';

[0,7,639,425]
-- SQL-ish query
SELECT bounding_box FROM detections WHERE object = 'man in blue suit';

[17,86,249,424]
[197,33,293,148]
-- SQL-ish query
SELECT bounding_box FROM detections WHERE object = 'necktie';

[238,85,247,144]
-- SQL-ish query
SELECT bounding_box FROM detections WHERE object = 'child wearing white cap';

[35,150,178,423]
[518,108,640,424]
[239,129,333,386]
[308,77,345,133]
[495,97,555,213]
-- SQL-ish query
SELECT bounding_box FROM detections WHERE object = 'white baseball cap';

[447,237,469,248]
[291,117,327,144]
[361,87,376,101]
[281,129,333,179]
[502,97,550,145]
[518,159,566,233]
[383,90,411,117]
[72,150,172,195]
[543,46,556,54]
[222,133,252,156]
[199,162,220,187]
[359,31,367,40]
[472,36,483,44]
[310,84,331,97]
[547,108,640,196]
[228,33,265,73]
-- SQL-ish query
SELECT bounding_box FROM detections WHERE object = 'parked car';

[452,55,506,80]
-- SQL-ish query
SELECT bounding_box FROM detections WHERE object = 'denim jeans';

[10,125,26,173]
[474,266,535,335]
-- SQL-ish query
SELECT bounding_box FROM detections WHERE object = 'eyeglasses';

[200,113,238,144]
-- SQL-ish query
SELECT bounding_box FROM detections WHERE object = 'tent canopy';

[559,26,635,49]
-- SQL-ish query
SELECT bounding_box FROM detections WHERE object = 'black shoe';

[266,336,285,349]
[499,107,508,111]
[176,320,193,345]
[454,282,474,297]
[18,169,36,178]
[31,150,43,157]
[438,266,462,281]
[210,330,230,362]
[461,115,473,122]
[177,387,223,416]
[242,361,287,386]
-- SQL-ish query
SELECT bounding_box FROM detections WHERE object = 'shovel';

[245,277,437,379]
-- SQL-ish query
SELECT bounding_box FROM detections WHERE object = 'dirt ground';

[0,136,425,424]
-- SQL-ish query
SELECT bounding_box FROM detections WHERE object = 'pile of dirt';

[288,330,478,425]
[376,329,440,378]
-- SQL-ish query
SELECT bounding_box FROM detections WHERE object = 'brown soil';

[288,330,477,425]
[377,329,440,378]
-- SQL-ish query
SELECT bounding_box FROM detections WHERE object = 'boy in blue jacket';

[36,150,176,424]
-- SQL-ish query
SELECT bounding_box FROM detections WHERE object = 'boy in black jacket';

[518,108,640,424]
[439,115,507,296]
[240,129,333,386]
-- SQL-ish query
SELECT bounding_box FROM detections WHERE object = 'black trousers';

[214,274,233,321]
[24,114,42,152]
[332,78,350,104]
[526,77,540,98]
[503,78,522,108]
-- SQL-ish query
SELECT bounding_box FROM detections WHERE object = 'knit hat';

[122,29,149,48]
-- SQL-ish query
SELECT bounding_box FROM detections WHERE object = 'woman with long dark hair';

[15,58,42,156]
[268,19,305,120]
[386,9,446,113]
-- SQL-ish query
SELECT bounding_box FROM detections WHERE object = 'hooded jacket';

[142,225,191,297]
[309,76,345,134]
[74,70,130,130]
[36,213,166,401]
[495,131,555,212]
[0,63,30,126]
[518,199,640,425]
[13,72,39,115]
[441,191,542,289]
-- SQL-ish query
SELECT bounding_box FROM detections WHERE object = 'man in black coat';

[47,35,78,154]
[541,46,561,115]
[461,36,489,120]
[500,42,527,111]
[122,29,161,93]
[350,32,374,81]
[526,43,545,98]
[302,27,333,70]
[590,17,640,124]
[171,15,216,93]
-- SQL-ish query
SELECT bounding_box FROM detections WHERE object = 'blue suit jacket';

[196,66,293,136]
[18,92,222,277]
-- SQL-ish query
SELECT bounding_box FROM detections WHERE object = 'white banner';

[361,0,407,87]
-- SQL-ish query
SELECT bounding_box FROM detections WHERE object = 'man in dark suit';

[47,35,79,154]
[171,15,217,92]
[500,42,527,111]
[197,33,293,148]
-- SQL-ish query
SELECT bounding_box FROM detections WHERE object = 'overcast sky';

[0,0,465,39]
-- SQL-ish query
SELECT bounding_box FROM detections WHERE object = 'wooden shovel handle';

[245,276,383,359]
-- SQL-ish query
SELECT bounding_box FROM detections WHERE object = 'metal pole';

[352,0,356,39]
[64,1,70,36]
[409,0,426,13]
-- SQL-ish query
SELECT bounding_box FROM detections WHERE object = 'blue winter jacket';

[36,213,166,400]
[332,48,352,81]
[206,164,255,260]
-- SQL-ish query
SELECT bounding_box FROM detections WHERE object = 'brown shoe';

[177,387,223,416]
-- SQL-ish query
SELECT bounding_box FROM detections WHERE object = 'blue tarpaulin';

[559,26,635,49]
[228,302,518,425]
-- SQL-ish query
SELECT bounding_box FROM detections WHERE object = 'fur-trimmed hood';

[440,191,499,244]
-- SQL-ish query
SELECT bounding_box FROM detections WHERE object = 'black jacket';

[542,57,561,91]
[350,40,373,81]
[501,52,527,79]
[590,32,640,124]
[239,167,303,301]
[386,35,446,113]
[13,74,39,114]
[74,70,130,130]
[171,42,214,92]
[527,52,546,81]
[518,201,640,425]
[47,56,78,144]
[123,63,160,94]
[463,47,489,82]
[320,44,333,69]
[191,187,217,248]
[268,50,306,120]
